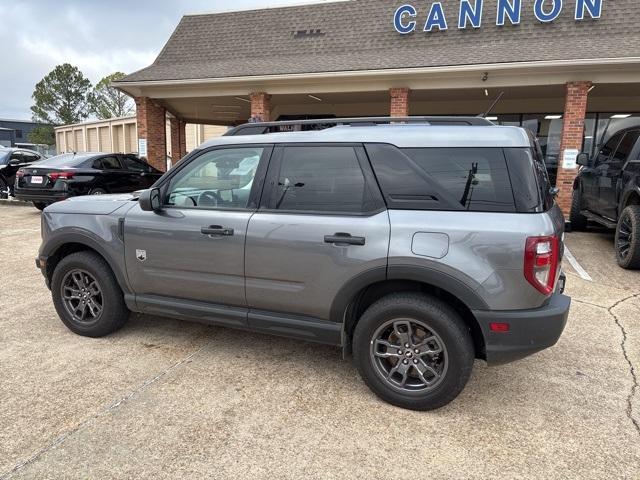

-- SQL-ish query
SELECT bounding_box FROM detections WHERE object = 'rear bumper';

[473,292,571,365]
[14,189,69,203]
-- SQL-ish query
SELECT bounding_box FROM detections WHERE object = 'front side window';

[166,147,263,209]
[122,156,151,173]
[270,146,377,213]
[611,131,640,165]
[594,132,623,166]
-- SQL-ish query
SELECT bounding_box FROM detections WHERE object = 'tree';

[31,63,92,125]
[27,125,55,146]
[88,72,133,119]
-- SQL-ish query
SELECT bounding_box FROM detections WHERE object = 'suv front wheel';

[353,293,474,411]
[51,251,129,337]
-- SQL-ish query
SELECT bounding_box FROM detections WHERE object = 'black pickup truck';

[570,127,640,269]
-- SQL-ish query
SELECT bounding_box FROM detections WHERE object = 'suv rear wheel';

[353,292,474,411]
[51,251,129,337]
[569,188,588,231]
[615,205,640,269]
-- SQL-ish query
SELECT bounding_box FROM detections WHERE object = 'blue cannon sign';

[394,0,603,33]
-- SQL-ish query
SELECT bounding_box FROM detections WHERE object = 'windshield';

[0,150,10,165]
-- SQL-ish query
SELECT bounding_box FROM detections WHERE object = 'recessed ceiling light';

[611,114,631,119]
[486,116,498,121]
[234,97,251,103]
[308,94,323,102]
[545,115,562,120]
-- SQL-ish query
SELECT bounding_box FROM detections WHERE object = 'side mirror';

[8,159,20,167]
[576,153,590,167]
[139,187,162,212]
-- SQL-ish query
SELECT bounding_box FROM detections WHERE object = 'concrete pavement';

[0,203,638,479]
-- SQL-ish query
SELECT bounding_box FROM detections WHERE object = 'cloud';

[0,0,333,120]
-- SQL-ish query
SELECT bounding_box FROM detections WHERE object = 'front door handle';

[201,225,234,236]
[324,232,365,246]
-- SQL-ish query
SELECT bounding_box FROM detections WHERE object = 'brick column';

[250,92,271,122]
[179,120,187,158]
[556,81,592,217]
[390,88,411,117]
[135,97,166,172]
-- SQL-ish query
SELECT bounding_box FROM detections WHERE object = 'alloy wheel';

[61,269,103,323]
[617,213,633,260]
[370,318,448,392]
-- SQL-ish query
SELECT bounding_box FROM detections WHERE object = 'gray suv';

[36,117,570,410]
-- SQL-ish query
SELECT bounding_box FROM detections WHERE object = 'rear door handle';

[201,225,234,236]
[324,232,366,246]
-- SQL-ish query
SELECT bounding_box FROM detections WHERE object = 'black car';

[14,152,163,210]
[570,126,640,268]
[0,148,43,198]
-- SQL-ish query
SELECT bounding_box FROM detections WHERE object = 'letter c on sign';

[534,0,563,23]
[394,4,417,34]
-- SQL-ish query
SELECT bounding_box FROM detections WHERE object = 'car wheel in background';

[51,251,129,337]
[569,188,588,231]
[353,292,474,411]
[615,205,640,269]
[89,188,107,195]
[33,202,48,211]
[0,177,8,199]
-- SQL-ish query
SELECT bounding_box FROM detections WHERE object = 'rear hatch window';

[365,144,547,213]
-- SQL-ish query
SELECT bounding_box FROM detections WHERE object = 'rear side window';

[402,148,515,212]
[267,146,382,214]
[504,148,550,212]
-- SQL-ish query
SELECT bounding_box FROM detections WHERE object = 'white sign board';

[138,139,148,157]
[562,149,579,170]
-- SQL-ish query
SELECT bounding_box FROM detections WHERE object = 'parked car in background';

[35,117,570,411]
[570,126,640,269]
[14,152,162,210]
[0,148,43,198]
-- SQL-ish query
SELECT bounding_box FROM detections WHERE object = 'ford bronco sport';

[36,117,570,410]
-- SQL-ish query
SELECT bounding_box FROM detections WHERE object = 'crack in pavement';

[575,294,640,436]
[0,338,213,480]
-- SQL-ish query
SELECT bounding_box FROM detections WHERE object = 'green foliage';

[88,72,133,120]
[27,125,56,146]
[31,64,92,125]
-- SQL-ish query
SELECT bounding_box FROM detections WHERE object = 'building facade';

[0,118,51,150]
[114,0,640,215]
[54,117,226,168]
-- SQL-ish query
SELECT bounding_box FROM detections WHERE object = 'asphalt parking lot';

[0,203,638,480]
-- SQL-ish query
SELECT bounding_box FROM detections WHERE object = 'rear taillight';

[16,169,25,178]
[524,235,559,296]
[48,171,75,181]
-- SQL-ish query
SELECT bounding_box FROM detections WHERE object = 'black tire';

[615,205,640,269]
[33,202,48,211]
[0,177,8,199]
[353,292,474,411]
[569,188,588,231]
[51,251,129,337]
[89,188,107,195]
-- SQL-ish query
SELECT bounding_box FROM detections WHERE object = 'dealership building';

[114,0,640,214]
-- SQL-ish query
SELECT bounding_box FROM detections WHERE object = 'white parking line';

[564,247,593,282]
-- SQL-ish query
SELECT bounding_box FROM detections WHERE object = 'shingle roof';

[121,0,640,83]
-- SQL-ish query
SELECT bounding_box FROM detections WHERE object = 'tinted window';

[166,147,263,209]
[611,131,640,164]
[402,148,515,212]
[100,156,121,170]
[504,148,550,212]
[122,156,151,173]
[271,146,377,213]
[595,132,623,166]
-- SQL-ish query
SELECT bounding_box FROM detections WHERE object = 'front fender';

[40,213,132,295]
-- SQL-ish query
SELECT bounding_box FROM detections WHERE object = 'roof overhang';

[113,57,640,99]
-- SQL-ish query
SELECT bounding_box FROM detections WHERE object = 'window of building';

[15,129,23,138]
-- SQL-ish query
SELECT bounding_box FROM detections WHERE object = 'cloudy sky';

[0,0,330,120]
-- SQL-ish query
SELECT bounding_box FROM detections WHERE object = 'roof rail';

[224,116,493,136]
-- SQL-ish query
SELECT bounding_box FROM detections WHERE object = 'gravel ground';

[0,203,638,479]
